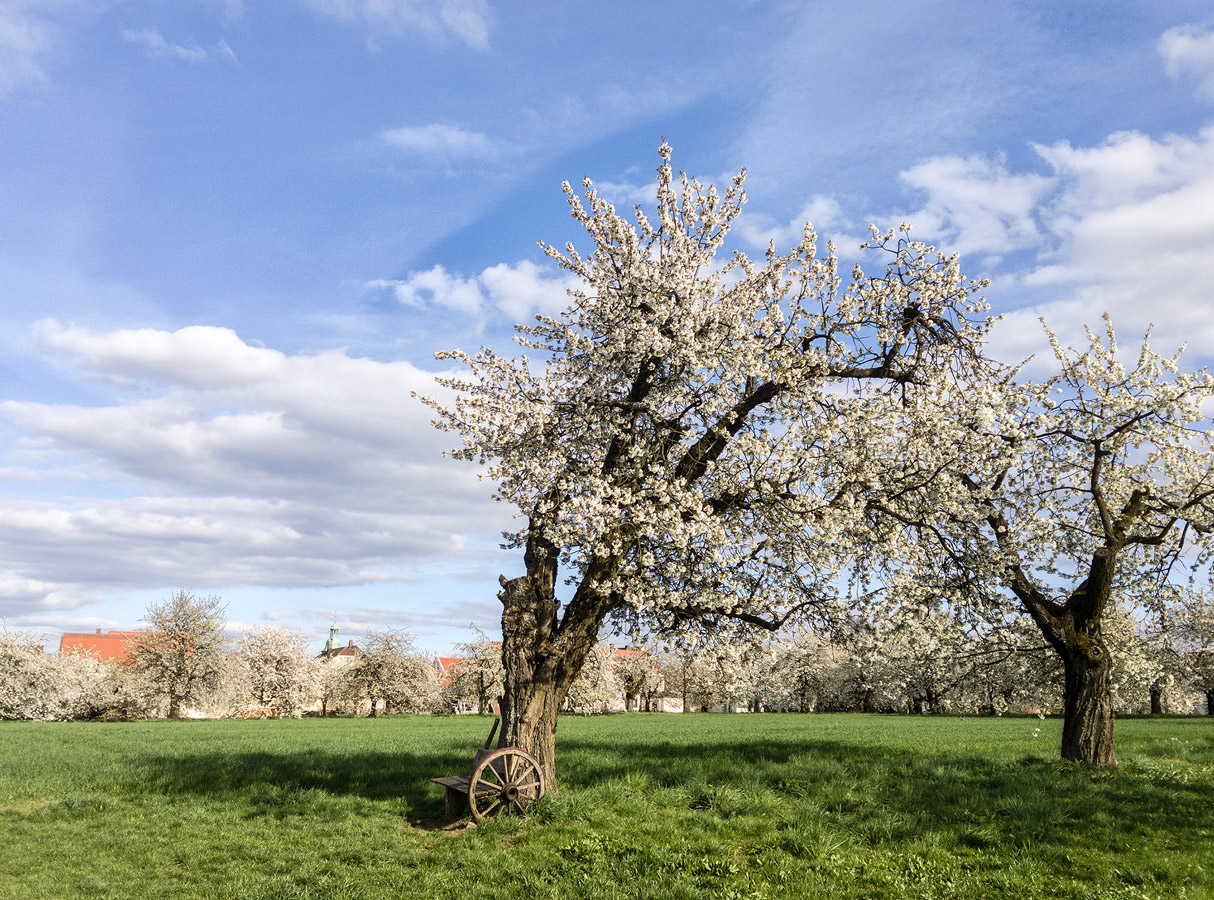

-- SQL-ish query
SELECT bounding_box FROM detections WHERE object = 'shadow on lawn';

[124,724,1214,841]
[126,747,464,818]
[554,732,1214,852]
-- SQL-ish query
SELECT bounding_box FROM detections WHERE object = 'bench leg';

[445,786,465,821]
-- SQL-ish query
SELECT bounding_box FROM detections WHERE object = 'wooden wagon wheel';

[468,747,546,822]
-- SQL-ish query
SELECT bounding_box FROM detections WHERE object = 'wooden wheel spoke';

[468,748,545,821]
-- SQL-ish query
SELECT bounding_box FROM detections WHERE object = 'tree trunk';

[499,658,563,788]
[497,563,603,791]
[1149,684,1163,715]
[1014,549,1119,768]
[1060,642,1116,768]
[1205,689,1213,716]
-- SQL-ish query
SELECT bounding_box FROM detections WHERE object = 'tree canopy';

[423,143,998,783]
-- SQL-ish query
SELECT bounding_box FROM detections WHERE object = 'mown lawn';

[1,713,1211,899]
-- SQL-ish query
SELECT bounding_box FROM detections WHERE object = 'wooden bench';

[431,719,547,822]
[431,774,478,820]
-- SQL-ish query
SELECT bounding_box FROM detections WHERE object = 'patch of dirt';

[415,817,476,836]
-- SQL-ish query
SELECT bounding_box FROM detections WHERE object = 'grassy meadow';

[1,713,1211,900]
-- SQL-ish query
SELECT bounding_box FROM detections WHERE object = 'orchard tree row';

[656,596,1214,717]
[5,589,1211,720]
[0,591,443,721]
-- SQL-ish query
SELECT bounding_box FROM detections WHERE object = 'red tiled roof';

[612,646,645,659]
[317,641,363,661]
[58,630,144,662]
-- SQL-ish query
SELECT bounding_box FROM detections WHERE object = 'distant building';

[434,656,462,688]
[58,629,143,662]
[312,623,365,716]
[316,623,362,665]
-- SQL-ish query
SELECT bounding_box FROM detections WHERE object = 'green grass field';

[1,713,1211,899]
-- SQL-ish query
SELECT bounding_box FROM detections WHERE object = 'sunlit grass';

[1,713,1210,899]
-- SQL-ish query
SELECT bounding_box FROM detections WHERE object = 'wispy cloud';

[1160,23,1214,102]
[0,1,56,95]
[381,123,495,159]
[122,27,208,63]
[298,0,490,50]
[121,27,236,64]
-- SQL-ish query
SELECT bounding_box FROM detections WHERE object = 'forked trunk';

[1149,684,1164,715]
[497,566,602,790]
[1060,639,1116,768]
[1018,551,1118,768]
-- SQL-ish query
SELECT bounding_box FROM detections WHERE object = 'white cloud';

[736,196,848,250]
[381,123,495,159]
[36,321,288,387]
[880,125,1214,368]
[380,265,484,314]
[299,0,490,50]
[898,156,1054,261]
[589,178,656,209]
[479,260,576,321]
[122,27,210,63]
[1160,23,1214,102]
[372,259,577,323]
[0,324,513,616]
[1021,128,1214,349]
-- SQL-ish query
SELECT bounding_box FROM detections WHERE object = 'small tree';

[0,630,52,719]
[239,626,321,717]
[449,626,504,714]
[129,590,229,718]
[562,645,621,713]
[876,321,1214,765]
[1,630,112,721]
[318,659,360,717]
[766,634,865,712]
[48,648,110,720]
[611,647,663,711]
[1168,589,1214,714]
[342,628,439,715]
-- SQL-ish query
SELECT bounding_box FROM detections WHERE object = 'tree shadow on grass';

[125,747,469,821]
[121,722,1214,844]
[554,732,1214,859]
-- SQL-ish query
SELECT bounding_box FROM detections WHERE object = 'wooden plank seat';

[430,774,497,820]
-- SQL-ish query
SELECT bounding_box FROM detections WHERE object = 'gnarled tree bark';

[495,534,610,789]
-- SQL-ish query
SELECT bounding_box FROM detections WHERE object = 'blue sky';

[3,0,1214,654]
